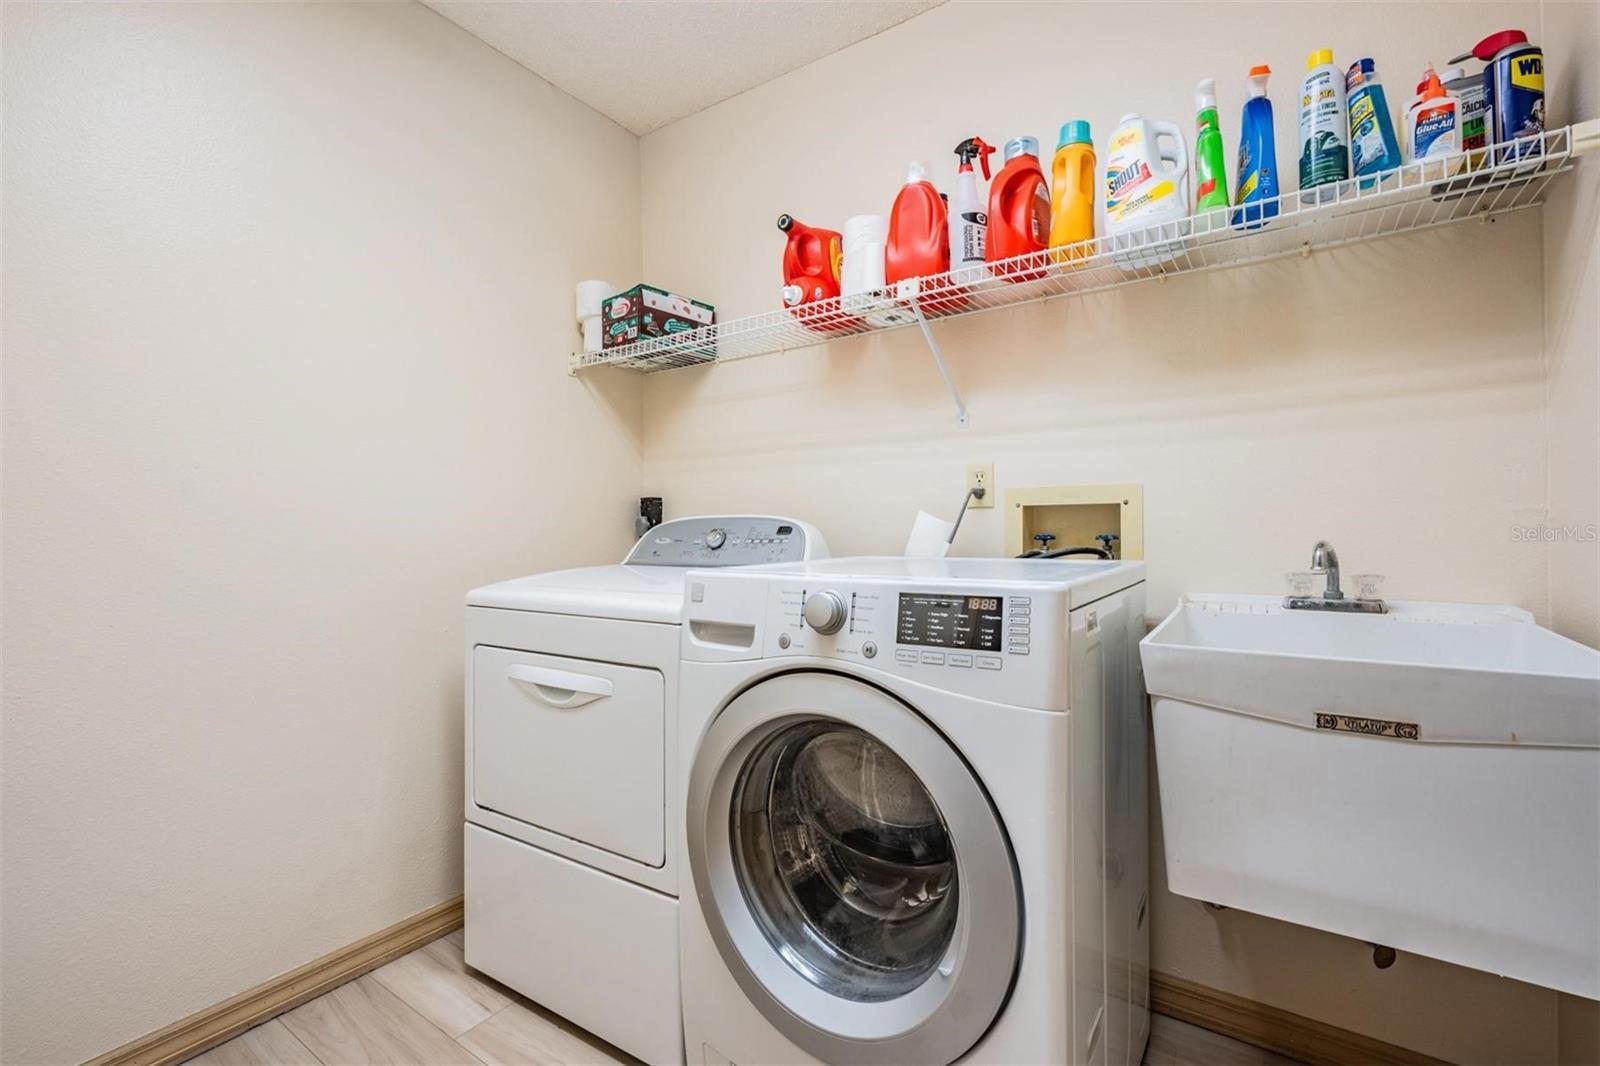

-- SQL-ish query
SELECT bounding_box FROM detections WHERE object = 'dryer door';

[686,671,1021,1066]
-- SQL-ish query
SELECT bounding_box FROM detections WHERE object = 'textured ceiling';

[421,0,945,135]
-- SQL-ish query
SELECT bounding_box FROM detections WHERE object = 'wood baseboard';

[82,896,464,1066]
[1152,970,1449,1065]
[77,902,1444,1066]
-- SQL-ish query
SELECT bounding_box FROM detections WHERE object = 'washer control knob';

[804,590,848,635]
[705,528,726,550]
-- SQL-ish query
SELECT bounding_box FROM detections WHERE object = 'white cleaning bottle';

[1298,48,1350,202]
[1104,113,1189,270]
[949,137,996,280]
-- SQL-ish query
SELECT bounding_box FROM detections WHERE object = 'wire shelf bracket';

[570,121,1599,424]
[907,296,969,428]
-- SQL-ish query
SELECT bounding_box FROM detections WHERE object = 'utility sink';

[1141,594,1600,999]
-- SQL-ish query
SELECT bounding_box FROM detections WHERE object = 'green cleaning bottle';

[1194,78,1230,226]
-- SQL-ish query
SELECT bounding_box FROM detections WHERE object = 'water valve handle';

[1033,533,1057,548]
[1095,532,1120,554]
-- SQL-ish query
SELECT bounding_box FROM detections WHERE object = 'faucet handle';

[1351,573,1385,600]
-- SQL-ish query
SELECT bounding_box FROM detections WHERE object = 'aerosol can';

[949,137,996,280]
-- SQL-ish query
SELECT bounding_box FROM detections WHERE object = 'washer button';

[862,642,878,659]
[976,656,1003,670]
[1008,646,1030,656]
[1009,633,1031,646]
[895,649,917,665]
[947,653,974,668]
[1011,596,1032,606]
[778,633,792,649]
[920,651,946,666]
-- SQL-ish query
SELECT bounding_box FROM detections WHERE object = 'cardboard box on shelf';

[602,285,715,363]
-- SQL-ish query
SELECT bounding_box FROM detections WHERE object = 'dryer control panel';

[625,516,820,567]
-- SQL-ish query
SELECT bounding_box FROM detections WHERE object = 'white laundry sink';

[1141,594,1600,999]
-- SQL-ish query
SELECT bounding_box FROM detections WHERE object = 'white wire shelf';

[571,122,1595,379]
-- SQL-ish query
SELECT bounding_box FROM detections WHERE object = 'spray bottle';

[949,138,996,279]
[1233,64,1280,229]
[1194,78,1230,228]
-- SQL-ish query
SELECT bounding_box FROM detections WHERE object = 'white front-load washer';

[463,517,826,1065]
[677,557,1149,1066]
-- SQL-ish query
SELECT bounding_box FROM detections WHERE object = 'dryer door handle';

[507,665,614,709]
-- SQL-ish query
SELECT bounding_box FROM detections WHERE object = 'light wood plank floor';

[185,930,1296,1066]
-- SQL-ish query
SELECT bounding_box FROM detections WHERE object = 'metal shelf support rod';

[909,297,969,429]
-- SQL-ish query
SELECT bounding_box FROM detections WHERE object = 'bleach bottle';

[1104,113,1189,270]
[949,137,996,281]
[1346,58,1402,188]
[1234,65,1280,228]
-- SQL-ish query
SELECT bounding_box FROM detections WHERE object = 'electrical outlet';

[966,462,994,508]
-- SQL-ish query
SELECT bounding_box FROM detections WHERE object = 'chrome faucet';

[1309,540,1343,599]
[1284,539,1386,613]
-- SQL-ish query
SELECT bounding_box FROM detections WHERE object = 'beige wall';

[0,4,641,1062]
[1543,0,1600,650]
[1542,2,1600,1059]
[639,2,1596,1061]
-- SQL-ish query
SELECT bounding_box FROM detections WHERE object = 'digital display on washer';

[896,594,1005,650]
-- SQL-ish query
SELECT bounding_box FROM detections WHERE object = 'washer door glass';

[731,721,958,1002]
[686,671,1020,1066]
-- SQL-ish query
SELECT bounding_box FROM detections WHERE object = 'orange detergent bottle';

[1049,121,1096,265]
[777,214,842,309]
[885,161,950,289]
[986,136,1051,281]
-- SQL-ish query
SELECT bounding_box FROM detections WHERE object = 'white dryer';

[677,557,1149,1066]
[463,517,826,1065]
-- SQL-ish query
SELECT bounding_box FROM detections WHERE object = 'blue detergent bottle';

[1347,58,1403,188]
[1233,64,1279,228]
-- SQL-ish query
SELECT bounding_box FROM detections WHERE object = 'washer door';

[686,672,1020,1065]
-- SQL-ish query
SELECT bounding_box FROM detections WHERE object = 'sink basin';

[1142,594,1600,998]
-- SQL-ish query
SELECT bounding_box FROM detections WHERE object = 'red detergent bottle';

[985,136,1052,282]
[885,161,950,294]
[777,214,842,309]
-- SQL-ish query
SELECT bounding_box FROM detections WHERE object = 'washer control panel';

[626,516,815,567]
[764,580,1057,695]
